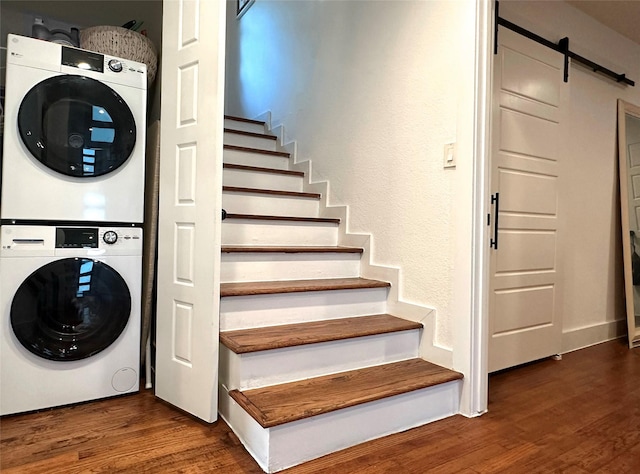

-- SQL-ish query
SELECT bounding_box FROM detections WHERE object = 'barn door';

[488,27,567,372]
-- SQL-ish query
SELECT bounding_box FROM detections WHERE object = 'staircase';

[219,115,463,473]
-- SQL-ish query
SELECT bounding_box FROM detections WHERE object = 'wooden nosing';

[220,277,390,297]
[220,314,422,353]
[228,359,464,428]
[221,246,363,254]
[224,144,290,158]
[224,213,340,224]
[224,115,265,125]
[223,186,320,199]
[223,163,304,177]
[227,390,271,426]
[224,128,277,140]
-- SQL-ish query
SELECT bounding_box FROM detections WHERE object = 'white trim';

[264,117,455,370]
[561,320,627,354]
[468,0,493,417]
[291,153,455,370]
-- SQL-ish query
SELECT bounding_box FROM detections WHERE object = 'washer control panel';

[54,227,142,249]
[1,226,142,257]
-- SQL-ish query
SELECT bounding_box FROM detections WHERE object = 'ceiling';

[567,1,640,44]
[2,1,639,51]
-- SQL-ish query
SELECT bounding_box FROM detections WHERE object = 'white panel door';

[489,27,567,372]
[155,0,226,421]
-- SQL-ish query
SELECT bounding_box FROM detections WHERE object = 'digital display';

[62,47,104,73]
[55,228,99,248]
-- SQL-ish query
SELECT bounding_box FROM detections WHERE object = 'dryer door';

[10,258,132,361]
[17,75,136,178]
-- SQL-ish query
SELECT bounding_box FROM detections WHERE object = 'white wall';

[225,0,478,353]
[499,1,640,351]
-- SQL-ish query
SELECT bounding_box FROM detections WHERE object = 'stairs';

[219,115,463,473]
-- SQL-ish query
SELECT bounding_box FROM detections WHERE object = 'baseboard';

[267,119,454,370]
[253,111,272,128]
[562,319,626,353]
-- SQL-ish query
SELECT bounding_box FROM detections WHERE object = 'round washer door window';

[10,258,132,361]
[18,75,136,178]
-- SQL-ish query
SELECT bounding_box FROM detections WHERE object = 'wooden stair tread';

[220,277,390,297]
[223,163,304,177]
[229,359,463,428]
[224,213,340,224]
[221,245,363,254]
[224,115,265,125]
[224,128,277,140]
[223,186,320,199]
[220,314,422,353]
[224,144,290,158]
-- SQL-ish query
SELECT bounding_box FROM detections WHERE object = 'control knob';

[103,230,118,245]
[108,59,123,73]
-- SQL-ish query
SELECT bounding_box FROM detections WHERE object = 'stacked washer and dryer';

[0,34,147,415]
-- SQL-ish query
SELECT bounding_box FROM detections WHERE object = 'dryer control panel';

[6,34,147,90]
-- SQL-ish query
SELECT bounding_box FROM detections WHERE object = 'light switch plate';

[443,143,456,169]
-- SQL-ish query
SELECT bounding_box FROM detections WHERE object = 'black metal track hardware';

[494,1,634,87]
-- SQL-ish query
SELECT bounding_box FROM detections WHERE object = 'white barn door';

[155,0,226,422]
[489,27,567,373]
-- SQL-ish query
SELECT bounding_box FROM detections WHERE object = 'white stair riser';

[221,252,361,282]
[224,149,291,170]
[220,331,420,390]
[220,287,388,331]
[223,193,319,217]
[222,221,339,246]
[224,119,266,134]
[223,169,303,193]
[219,380,462,473]
[224,132,277,151]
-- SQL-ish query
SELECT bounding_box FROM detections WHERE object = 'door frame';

[463,0,492,417]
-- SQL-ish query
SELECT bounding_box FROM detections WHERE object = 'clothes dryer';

[1,34,147,224]
[0,225,142,415]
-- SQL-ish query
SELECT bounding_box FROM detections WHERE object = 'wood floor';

[1,339,638,473]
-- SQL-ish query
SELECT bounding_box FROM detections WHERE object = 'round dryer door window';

[18,75,137,178]
[10,258,132,361]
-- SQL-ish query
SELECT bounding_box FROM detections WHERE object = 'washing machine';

[0,34,147,224]
[0,225,142,415]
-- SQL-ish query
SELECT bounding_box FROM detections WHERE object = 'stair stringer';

[263,124,453,370]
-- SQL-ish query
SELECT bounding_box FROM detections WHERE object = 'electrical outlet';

[443,143,456,169]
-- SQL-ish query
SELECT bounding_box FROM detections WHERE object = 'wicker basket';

[80,26,157,85]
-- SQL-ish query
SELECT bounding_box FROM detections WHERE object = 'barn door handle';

[490,192,500,250]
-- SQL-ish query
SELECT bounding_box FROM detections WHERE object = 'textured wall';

[225,0,478,351]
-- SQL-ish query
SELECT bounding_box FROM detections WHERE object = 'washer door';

[10,258,132,361]
[17,75,136,178]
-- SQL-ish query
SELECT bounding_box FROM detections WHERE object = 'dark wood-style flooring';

[1,339,638,473]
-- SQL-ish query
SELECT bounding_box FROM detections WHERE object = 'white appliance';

[1,34,147,224]
[0,225,142,415]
